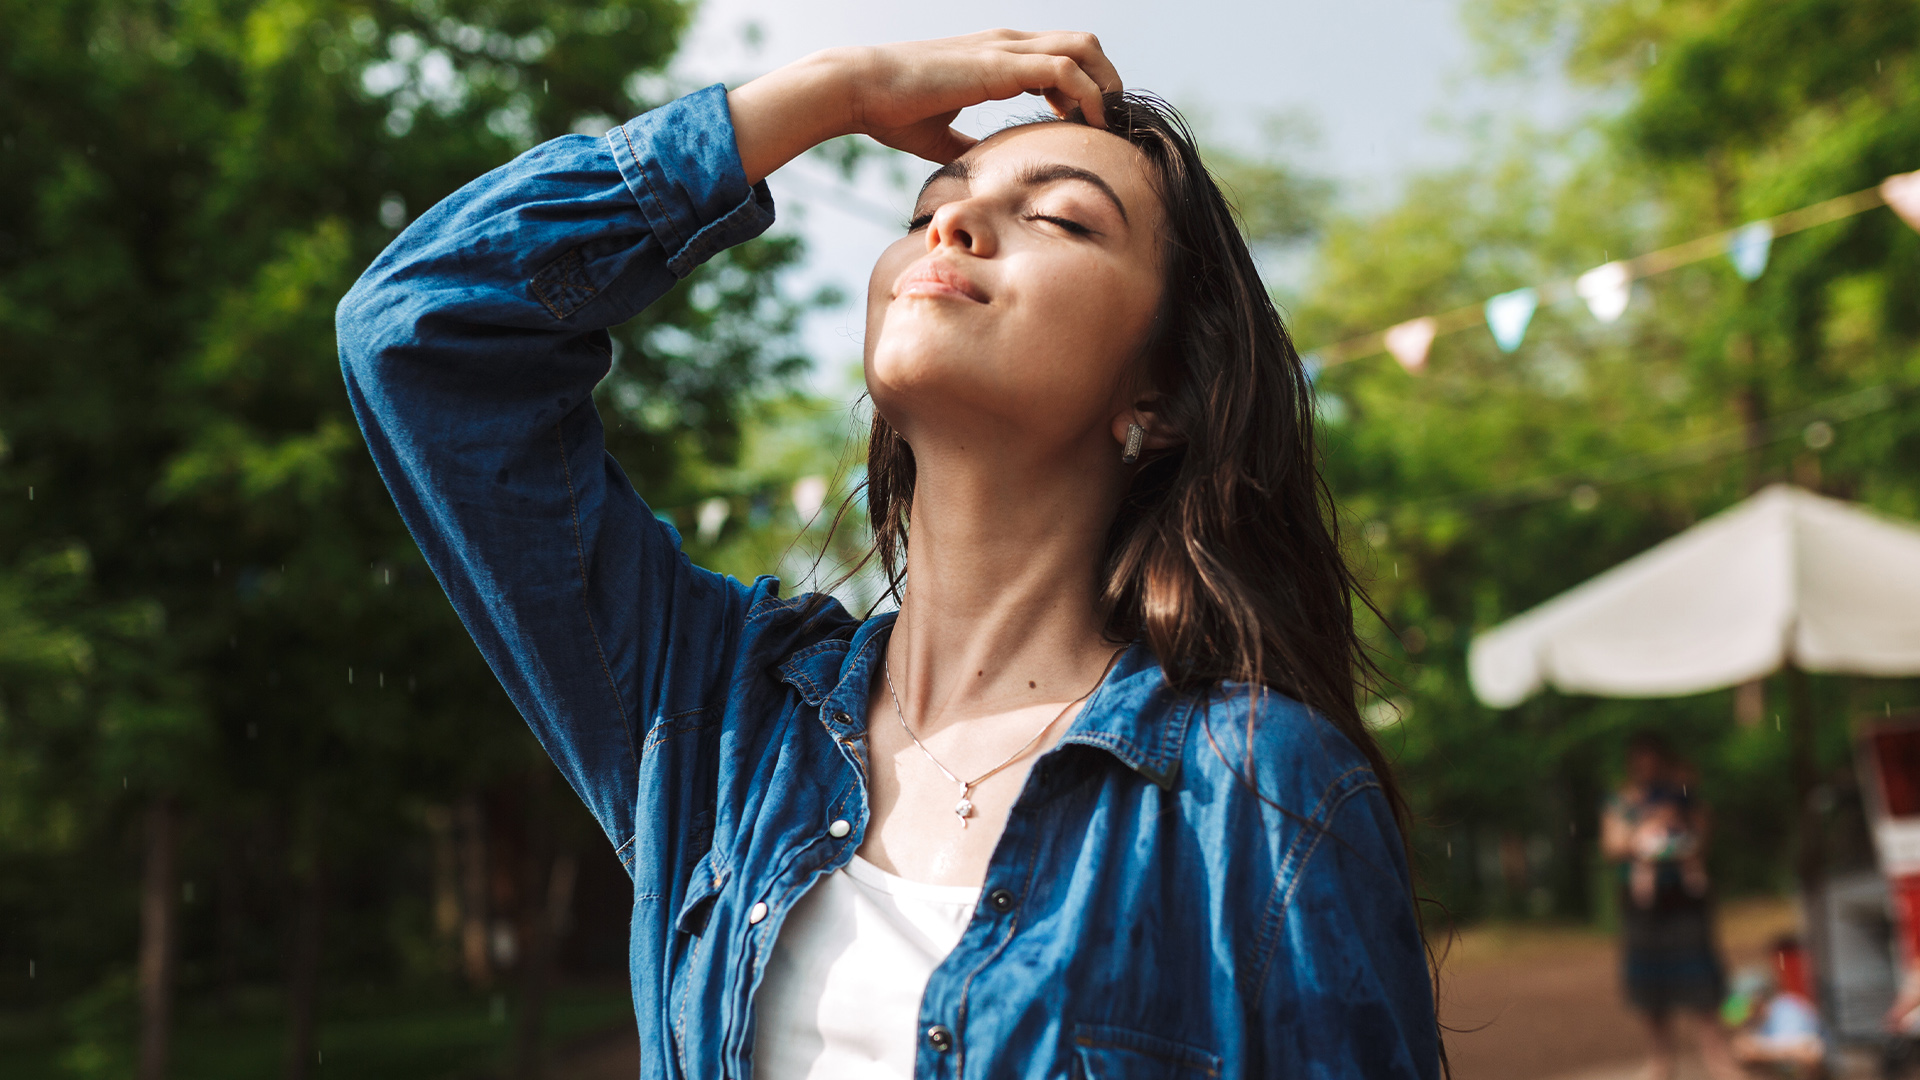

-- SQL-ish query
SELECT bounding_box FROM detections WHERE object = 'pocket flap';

[1071,1023,1221,1079]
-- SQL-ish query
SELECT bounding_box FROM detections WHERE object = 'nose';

[925,199,994,258]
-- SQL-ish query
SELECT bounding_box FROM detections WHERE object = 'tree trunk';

[456,796,493,988]
[136,796,180,1080]
[216,827,247,1018]
[284,821,327,1080]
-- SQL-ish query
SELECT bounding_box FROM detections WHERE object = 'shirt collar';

[776,612,1189,790]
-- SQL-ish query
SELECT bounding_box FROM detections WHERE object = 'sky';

[663,0,1580,398]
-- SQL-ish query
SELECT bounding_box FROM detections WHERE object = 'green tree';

[0,0,820,1074]
[1292,0,1920,919]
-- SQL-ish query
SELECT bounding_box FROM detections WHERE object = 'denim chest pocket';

[1070,1024,1221,1080]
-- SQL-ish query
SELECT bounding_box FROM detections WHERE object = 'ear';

[1110,396,1183,458]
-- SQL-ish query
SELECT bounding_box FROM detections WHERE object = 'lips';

[892,259,987,303]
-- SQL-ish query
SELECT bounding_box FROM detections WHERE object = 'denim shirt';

[337,85,1438,1080]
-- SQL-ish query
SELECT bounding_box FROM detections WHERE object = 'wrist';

[728,49,859,185]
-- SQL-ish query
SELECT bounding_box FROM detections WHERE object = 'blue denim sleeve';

[1267,775,1440,1078]
[335,85,776,856]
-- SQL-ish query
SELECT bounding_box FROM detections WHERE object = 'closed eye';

[1029,214,1094,236]
[906,213,932,232]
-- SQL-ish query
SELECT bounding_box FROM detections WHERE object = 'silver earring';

[1121,422,1145,464]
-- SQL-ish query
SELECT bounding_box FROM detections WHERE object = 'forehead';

[921,123,1158,205]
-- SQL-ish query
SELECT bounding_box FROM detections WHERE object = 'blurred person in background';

[1603,731,1741,1080]
[336,29,1439,1080]
[1724,960,1826,1079]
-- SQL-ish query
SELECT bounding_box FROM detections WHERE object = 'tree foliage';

[0,0,833,1070]
[1302,0,1920,919]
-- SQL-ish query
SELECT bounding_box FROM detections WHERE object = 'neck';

[885,429,1126,730]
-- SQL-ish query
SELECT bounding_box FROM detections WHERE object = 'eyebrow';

[915,159,1130,225]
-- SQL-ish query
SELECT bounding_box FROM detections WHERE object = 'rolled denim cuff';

[607,83,777,279]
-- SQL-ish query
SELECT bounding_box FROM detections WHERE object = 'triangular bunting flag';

[1484,288,1539,353]
[1726,221,1773,281]
[1384,317,1437,374]
[1576,261,1632,323]
[1884,170,1920,233]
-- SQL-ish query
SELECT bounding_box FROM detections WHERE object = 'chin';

[866,314,987,402]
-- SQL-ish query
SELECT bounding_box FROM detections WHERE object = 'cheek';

[1014,257,1160,381]
[864,239,919,352]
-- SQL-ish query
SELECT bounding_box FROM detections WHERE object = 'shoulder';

[1176,682,1384,830]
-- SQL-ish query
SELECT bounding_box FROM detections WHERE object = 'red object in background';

[1873,728,1920,817]
[1893,876,1920,973]
[1773,936,1813,999]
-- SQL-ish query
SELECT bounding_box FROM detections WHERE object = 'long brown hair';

[859,92,1405,836]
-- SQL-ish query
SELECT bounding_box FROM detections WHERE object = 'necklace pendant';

[954,796,975,826]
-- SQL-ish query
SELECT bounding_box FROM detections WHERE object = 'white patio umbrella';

[1469,484,1920,708]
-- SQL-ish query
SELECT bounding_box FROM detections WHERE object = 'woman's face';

[863,123,1166,456]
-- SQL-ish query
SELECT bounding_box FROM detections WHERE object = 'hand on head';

[727,30,1123,183]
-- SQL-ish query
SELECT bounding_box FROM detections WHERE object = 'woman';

[339,30,1438,1078]
[1601,732,1738,1080]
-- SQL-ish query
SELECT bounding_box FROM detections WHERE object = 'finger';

[923,126,978,165]
[1004,31,1123,96]
[1005,52,1107,128]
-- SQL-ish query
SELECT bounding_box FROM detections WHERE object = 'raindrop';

[1568,822,1575,837]
[1803,420,1835,451]
[379,672,385,688]
[27,960,34,978]
[182,880,195,903]
[123,776,128,789]
[247,722,258,740]
[408,675,417,692]
[1393,561,1399,579]
[348,667,354,685]
[213,560,222,576]
[1446,842,1452,858]
[1775,713,1781,731]
[384,567,391,585]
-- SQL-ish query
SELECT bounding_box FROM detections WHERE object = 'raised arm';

[336,86,773,851]
[335,32,1122,858]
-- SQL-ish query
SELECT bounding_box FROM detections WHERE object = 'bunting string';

[1308,171,1920,374]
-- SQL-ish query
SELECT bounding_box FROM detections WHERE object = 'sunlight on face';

[863,124,1166,455]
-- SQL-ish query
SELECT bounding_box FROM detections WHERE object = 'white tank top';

[751,855,981,1080]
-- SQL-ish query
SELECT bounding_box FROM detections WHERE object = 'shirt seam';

[620,121,688,257]
[553,420,639,775]
[1248,766,1380,1006]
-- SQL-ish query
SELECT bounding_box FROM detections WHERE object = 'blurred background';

[3,0,1919,1077]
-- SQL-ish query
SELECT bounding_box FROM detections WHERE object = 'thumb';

[917,125,978,165]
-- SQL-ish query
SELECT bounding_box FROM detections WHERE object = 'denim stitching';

[621,123,686,256]
[554,422,638,770]
[530,246,599,320]
[1248,769,1381,1006]
[643,706,720,753]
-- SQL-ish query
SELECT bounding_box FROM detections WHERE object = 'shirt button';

[986,888,1015,914]
[828,819,851,839]
[748,901,768,925]
[926,1025,954,1053]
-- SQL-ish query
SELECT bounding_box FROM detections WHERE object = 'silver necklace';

[883,647,1122,828]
